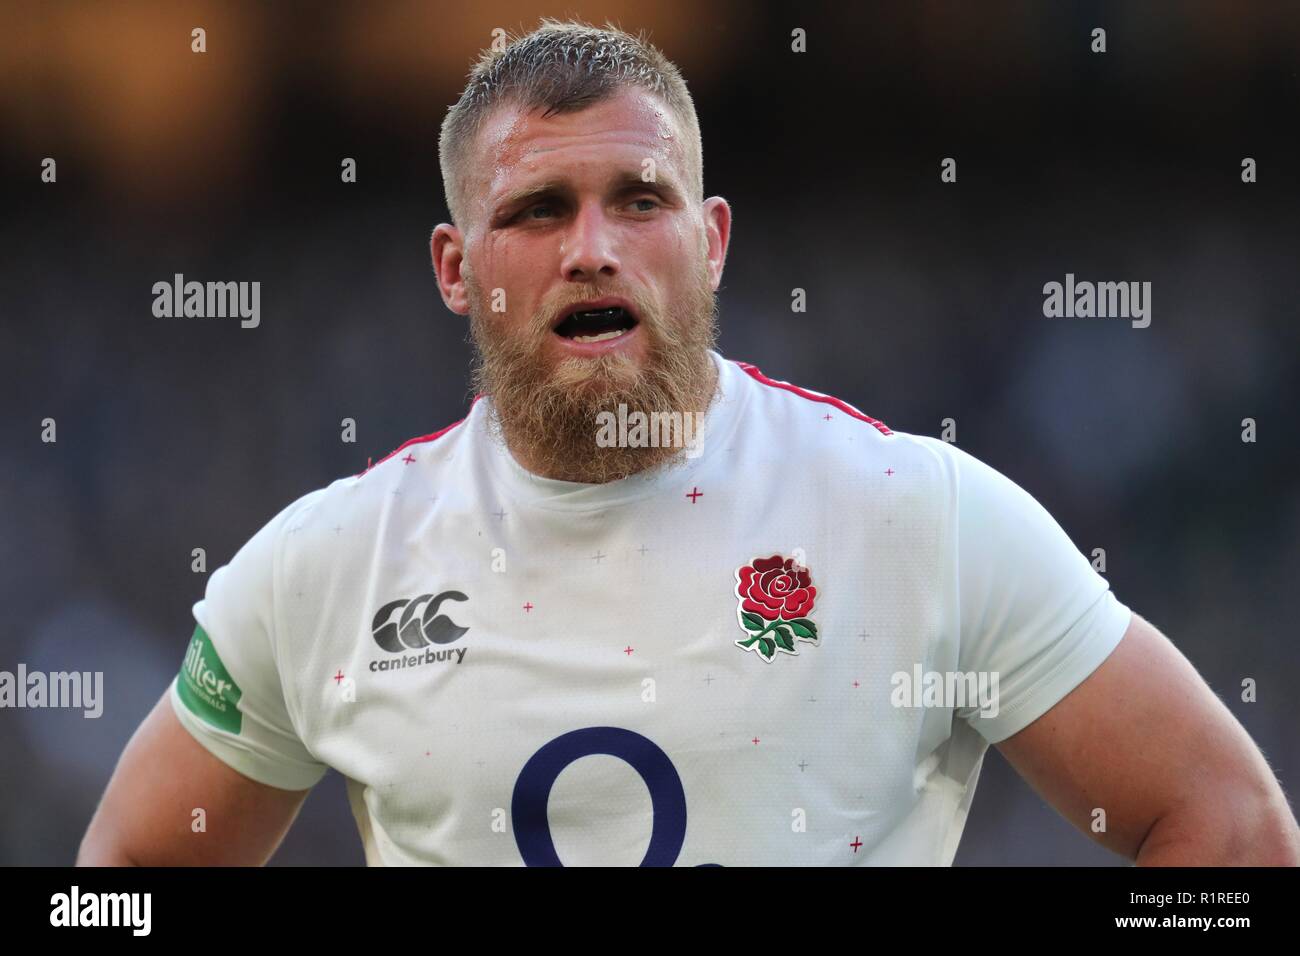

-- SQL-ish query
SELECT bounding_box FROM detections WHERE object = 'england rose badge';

[734,554,819,662]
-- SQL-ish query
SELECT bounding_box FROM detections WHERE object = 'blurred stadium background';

[1,0,1298,865]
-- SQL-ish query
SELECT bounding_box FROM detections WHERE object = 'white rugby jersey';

[170,348,1131,866]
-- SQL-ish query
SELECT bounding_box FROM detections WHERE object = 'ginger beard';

[466,250,719,484]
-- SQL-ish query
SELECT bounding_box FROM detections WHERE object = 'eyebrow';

[490,170,683,222]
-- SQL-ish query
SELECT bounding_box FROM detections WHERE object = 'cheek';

[636,223,695,292]
[479,237,547,310]
[658,217,696,262]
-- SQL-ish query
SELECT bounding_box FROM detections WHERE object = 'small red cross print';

[686,486,703,503]
[884,467,894,476]
[623,646,634,656]
[751,737,760,745]
[823,413,832,421]
[333,670,345,684]
[403,454,416,464]
[523,602,533,613]
[850,836,863,852]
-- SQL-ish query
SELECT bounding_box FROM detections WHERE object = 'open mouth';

[552,305,639,343]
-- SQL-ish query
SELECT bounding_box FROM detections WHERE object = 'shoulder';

[261,400,481,570]
[324,398,480,511]
[724,355,956,494]
[728,357,894,437]
[353,396,482,481]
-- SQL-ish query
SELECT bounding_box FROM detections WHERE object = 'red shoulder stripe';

[733,361,892,436]
[356,394,484,477]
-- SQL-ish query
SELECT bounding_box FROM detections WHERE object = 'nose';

[559,201,621,282]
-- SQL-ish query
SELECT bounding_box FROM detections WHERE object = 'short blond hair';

[438,18,703,229]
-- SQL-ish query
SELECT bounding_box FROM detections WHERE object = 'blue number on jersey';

[512,726,718,866]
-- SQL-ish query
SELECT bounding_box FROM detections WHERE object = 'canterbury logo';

[371,591,469,652]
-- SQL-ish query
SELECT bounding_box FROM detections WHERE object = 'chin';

[551,351,643,394]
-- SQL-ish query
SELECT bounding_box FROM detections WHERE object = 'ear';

[431,224,470,316]
[700,197,733,291]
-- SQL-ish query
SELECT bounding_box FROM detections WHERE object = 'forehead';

[473,86,688,203]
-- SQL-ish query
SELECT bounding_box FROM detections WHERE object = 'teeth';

[572,329,627,344]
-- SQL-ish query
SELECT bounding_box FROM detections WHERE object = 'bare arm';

[78,689,312,866]
[996,613,1300,865]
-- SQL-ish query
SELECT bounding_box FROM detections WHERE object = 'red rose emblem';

[733,554,820,663]
[737,554,816,621]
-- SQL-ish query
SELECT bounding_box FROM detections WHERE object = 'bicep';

[994,613,1276,860]
[78,688,311,866]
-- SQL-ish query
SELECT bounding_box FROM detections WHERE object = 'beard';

[465,252,719,484]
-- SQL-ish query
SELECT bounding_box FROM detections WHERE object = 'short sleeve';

[169,493,330,791]
[927,440,1133,744]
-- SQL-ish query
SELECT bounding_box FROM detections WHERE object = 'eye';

[629,198,659,213]
[525,203,556,220]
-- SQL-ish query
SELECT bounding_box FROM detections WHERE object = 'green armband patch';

[177,625,243,733]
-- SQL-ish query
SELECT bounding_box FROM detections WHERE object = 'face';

[432,86,732,483]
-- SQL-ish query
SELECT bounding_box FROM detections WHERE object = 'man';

[80,19,1298,866]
